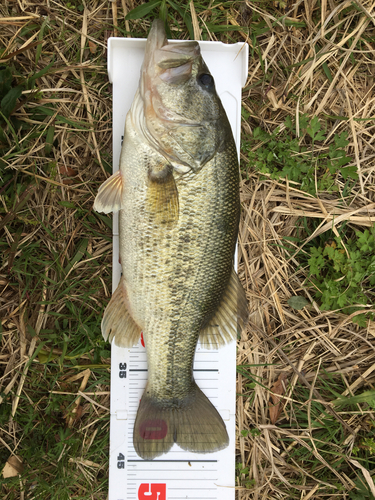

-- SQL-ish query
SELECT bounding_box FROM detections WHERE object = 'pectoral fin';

[93,170,123,214]
[102,276,142,348]
[199,269,248,349]
[146,164,179,224]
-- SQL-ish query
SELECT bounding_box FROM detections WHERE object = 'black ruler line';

[127,459,218,463]
[129,369,219,372]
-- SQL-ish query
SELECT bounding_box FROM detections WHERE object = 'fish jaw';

[140,19,167,97]
[144,40,200,123]
[141,21,200,120]
[141,20,200,95]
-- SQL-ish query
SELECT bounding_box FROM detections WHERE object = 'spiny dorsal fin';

[93,170,123,214]
[102,276,142,348]
[199,268,248,350]
[146,163,179,225]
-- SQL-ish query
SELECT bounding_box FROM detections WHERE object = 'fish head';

[139,20,229,172]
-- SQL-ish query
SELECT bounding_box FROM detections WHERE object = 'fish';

[94,19,248,460]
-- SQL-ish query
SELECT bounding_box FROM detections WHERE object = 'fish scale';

[121,144,239,397]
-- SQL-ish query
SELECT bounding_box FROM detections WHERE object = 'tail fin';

[133,383,229,460]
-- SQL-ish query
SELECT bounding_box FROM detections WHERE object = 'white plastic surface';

[107,35,248,500]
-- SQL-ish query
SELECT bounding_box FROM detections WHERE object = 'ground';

[1,1,375,499]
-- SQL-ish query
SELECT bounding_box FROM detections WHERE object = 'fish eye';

[198,73,214,90]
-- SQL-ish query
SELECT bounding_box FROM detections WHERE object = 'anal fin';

[102,276,141,348]
[199,268,248,349]
[93,170,123,214]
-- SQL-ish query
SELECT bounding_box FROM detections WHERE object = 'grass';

[1,1,375,499]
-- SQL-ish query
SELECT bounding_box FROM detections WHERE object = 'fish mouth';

[142,20,200,91]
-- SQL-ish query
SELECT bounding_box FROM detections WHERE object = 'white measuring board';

[107,34,248,500]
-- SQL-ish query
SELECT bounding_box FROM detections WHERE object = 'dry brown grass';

[1,1,375,499]
[235,0,375,498]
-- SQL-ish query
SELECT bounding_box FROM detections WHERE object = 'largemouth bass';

[94,19,248,460]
